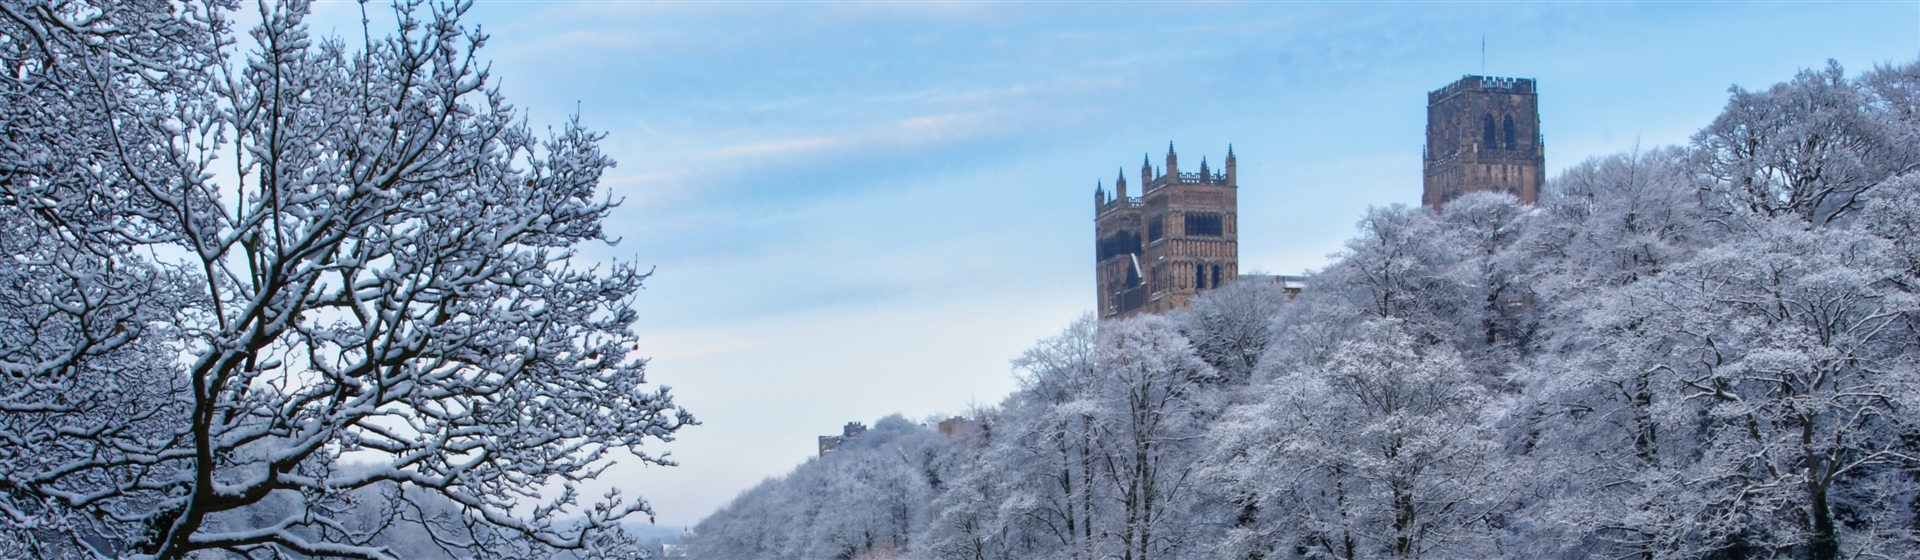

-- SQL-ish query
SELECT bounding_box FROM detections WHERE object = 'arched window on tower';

[1482,114,1496,148]
[1184,212,1223,237]
[1212,265,1222,290]
[1194,263,1205,290]
[1502,114,1516,150]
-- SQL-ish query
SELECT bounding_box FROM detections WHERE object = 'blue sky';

[308,0,1920,527]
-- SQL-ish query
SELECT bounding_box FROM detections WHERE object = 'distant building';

[1423,75,1545,208]
[1094,143,1240,320]
[937,415,989,451]
[818,421,868,456]
[1237,273,1307,299]
[937,416,977,439]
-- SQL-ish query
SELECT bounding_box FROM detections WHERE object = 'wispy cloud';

[700,110,996,160]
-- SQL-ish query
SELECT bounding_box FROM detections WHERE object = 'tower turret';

[1095,180,1105,212]
[1165,142,1178,180]
[1199,157,1209,180]
[1116,169,1127,199]
[1141,154,1152,186]
[1225,144,1237,186]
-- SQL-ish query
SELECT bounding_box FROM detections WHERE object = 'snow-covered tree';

[1692,61,1902,226]
[1437,192,1534,371]
[686,416,951,560]
[1670,222,1914,559]
[991,316,1106,560]
[1179,279,1292,385]
[1523,220,1920,560]
[0,1,690,558]
[1507,147,1716,560]
[1210,319,1508,560]
[1319,207,1466,328]
[1521,147,1706,298]
[1085,316,1216,560]
[921,452,1025,560]
[1514,61,1920,560]
[942,315,1220,560]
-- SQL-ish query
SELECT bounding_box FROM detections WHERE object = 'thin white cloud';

[700,110,998,160]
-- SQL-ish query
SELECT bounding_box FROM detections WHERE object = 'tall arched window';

[1195,263,1206,290]
[1482,114,1496,148]
[1502,115,1517,150]
[1212,265,1222,290]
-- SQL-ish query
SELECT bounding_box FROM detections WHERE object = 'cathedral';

[1092,144,1238,320]
[1092,75,1542,318]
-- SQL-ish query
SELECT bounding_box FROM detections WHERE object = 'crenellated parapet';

[1428,75,1536,105]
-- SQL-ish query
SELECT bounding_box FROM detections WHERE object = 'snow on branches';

[0,1,690,559]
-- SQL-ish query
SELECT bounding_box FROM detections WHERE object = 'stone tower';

[1094,143,1238,320]
[1423,75,1544,208]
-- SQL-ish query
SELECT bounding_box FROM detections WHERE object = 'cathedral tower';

[1423,75,1544,208]
[1094,144,1238,320]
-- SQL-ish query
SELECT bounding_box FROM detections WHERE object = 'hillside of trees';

[682,60,1920,560]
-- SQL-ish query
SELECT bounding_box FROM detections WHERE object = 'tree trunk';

[1807,470,1838,560]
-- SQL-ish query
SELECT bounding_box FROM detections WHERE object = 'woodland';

[684,59,1920,560]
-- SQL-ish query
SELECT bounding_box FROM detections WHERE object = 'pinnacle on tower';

[1200,156,1209,179]
[1225,144,1237,186]
[1165,142,1178,178]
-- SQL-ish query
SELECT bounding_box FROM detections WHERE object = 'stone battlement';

[1429,75,1536,104]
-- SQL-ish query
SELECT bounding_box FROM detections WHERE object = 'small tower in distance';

[1094,143,1239,320]
[1423,75,1544,209]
